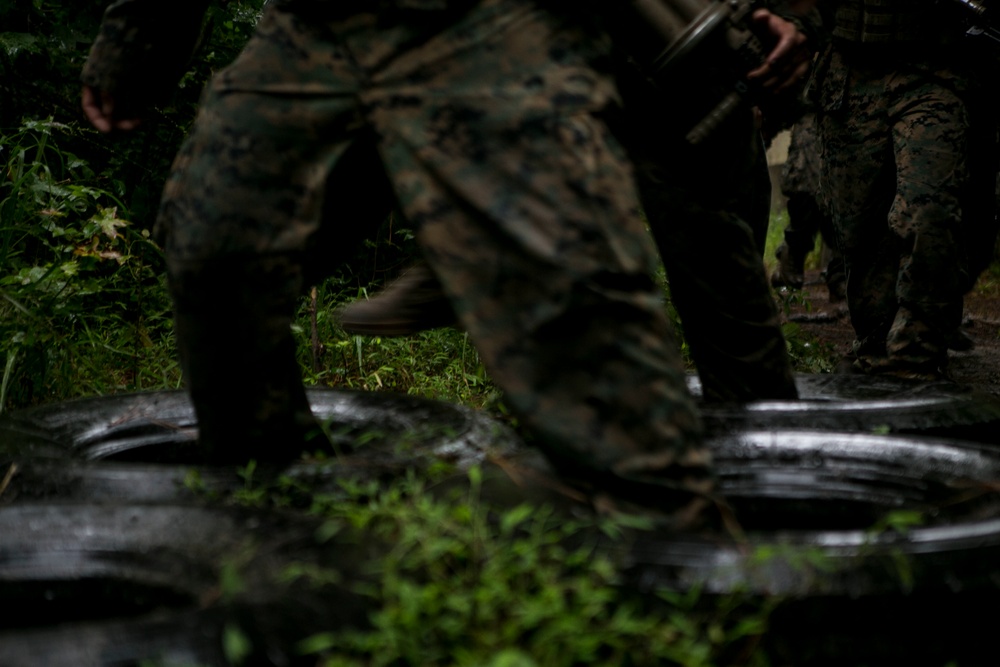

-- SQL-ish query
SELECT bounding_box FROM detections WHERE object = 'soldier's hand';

[82,86,142,134]
[745,9,811,95]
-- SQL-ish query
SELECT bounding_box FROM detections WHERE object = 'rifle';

[948,0,1000,44]
[621,0,781,144]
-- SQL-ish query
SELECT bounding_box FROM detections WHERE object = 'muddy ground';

[779,267,1000,397]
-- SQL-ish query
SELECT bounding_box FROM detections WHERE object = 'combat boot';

[769,242,805,290]
[336,262,457,336]
[944,327,975,352]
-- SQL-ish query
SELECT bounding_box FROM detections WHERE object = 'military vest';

[832,0,937,43]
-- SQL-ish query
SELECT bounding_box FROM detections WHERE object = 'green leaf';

[222,623,252,665]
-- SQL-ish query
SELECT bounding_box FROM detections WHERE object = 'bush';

[0,119,179,410]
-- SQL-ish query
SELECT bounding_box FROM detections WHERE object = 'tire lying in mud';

[0,503,374,667]
[622,429,1000,592]
[4,431,1000,665]
[4,372,999,469]
[0,388,517,463]
[688,372,1000,443]
[0,388,521,504]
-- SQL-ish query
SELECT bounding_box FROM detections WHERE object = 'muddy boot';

[879,309,952,381]
[336,262,458,336]
[825,275,847,303]
[944,327,975,352]
[770,242,805,290]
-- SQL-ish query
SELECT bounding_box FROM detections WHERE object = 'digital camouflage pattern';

[814,0,994,377]
[780,110,822,198]
[84,0,714,500]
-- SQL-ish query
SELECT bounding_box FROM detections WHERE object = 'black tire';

[5,390,1000,594]
[689,372,1000,442]
[0,388,517,463]
[0,388,521,504]
[0,503,373,667]
[4,430,1000,665]
[586,429,1000,665]
[625,429,1000,594]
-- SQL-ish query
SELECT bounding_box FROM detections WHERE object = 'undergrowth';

[0,120,503,413]
[0,117,838,414]
[230,469,777,667]
[0,119,179,410]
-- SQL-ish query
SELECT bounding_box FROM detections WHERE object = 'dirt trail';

[779,268,1000,398]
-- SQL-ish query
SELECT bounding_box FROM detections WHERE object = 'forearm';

[82,0,212,97]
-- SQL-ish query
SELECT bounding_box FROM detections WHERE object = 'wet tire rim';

[3,390,1000,597]
[0,503,371,667]
[0,388,522,503]
[621,429,1000,597]
[691,373,1000,442]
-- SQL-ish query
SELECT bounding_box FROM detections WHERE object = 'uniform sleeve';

[81,0,211,104]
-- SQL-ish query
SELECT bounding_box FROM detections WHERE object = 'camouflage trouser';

[155,0,711,495]
[610,59,798,403]
[779,112,844,288]
[815,46,971,373]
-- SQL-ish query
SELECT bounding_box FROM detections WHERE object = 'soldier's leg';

[819,235,847,302]
[370,1,710,503]
[772,193,822,290]
[818,73,899,368]
[155,7,384,465]
[644,187,798,402]
[603,54,795,403]
[883,81,969,375]
[658,205,798,402]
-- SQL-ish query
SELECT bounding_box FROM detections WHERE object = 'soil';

[779,267,1000,397]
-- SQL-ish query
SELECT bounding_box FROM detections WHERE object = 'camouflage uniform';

[338,1,805,405]
[774,110,845,298]
[814,0,996,376]
[83,0,712,501]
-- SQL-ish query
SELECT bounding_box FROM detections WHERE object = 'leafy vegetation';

[223,468,775,667]
[0,118,179,409]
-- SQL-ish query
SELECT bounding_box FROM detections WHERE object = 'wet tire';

[5,373,998,469]
[689,372,1000,443]
[415,425,1000,664]
[624,429,1000,594]
[0,387,517,463]
[0,388,520,504]
[619,429,1000,666]
[3,422,1000,664]
[0,503,373,667]
[470,428,1000,665]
